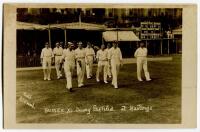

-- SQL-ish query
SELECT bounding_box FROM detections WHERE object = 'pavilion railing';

[17,55,41,68]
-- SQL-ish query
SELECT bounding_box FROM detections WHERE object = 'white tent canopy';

[17,21,106,30]
[50,22,106,30]
[103,31,140,42]
[17,21,107,47]
[17,21,47,30]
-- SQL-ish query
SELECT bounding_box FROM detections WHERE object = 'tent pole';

[175,39,178,54]
[160,39,163,55]
[48,24,51,47]
[102,32,104,45]
[116,27,118,42]
[168,39,170,55]
[79,13,82,26]
[34,29,37,51]
[145,40,147,48]
[64,29,67,44]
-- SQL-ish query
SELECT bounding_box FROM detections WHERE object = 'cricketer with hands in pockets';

[40,42,54,81]
[134,42,151,82]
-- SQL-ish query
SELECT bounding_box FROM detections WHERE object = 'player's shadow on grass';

[119,77,157,88]
[133,80,168,98]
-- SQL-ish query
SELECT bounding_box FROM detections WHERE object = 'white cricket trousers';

[64,62,75,89]
[76,59,86,86]
[55,56,62,77]
[42,57,52,79]
[111,60,120,88]
[86,56,94,78]
[136,57,150,80]
[96,61,108,82]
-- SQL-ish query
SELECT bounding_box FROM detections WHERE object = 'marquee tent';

[17,21,106,30]
[17,21,106,46]
[17,21,47,30]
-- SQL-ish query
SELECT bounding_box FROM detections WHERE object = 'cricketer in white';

[53,42,63,79]
[134,42,151,82]
[75,42,86,88]
[108,42,123,89]
[61,42,76,92]
[96,44,109,84]
[85,42,95,79]
[40,42,54,81]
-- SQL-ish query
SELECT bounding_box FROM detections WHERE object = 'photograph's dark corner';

[16,8,182,123]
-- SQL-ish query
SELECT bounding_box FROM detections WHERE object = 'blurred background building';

[17,8,182,28]
[17,8,182,67]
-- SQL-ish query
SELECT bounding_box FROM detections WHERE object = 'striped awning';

[103,31,140,42]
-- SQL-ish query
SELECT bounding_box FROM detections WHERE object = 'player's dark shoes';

[69,88,73,92]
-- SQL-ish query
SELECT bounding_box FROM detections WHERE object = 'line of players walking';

[40,41,151,92]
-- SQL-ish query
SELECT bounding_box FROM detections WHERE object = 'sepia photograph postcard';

[3,3,197,129]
